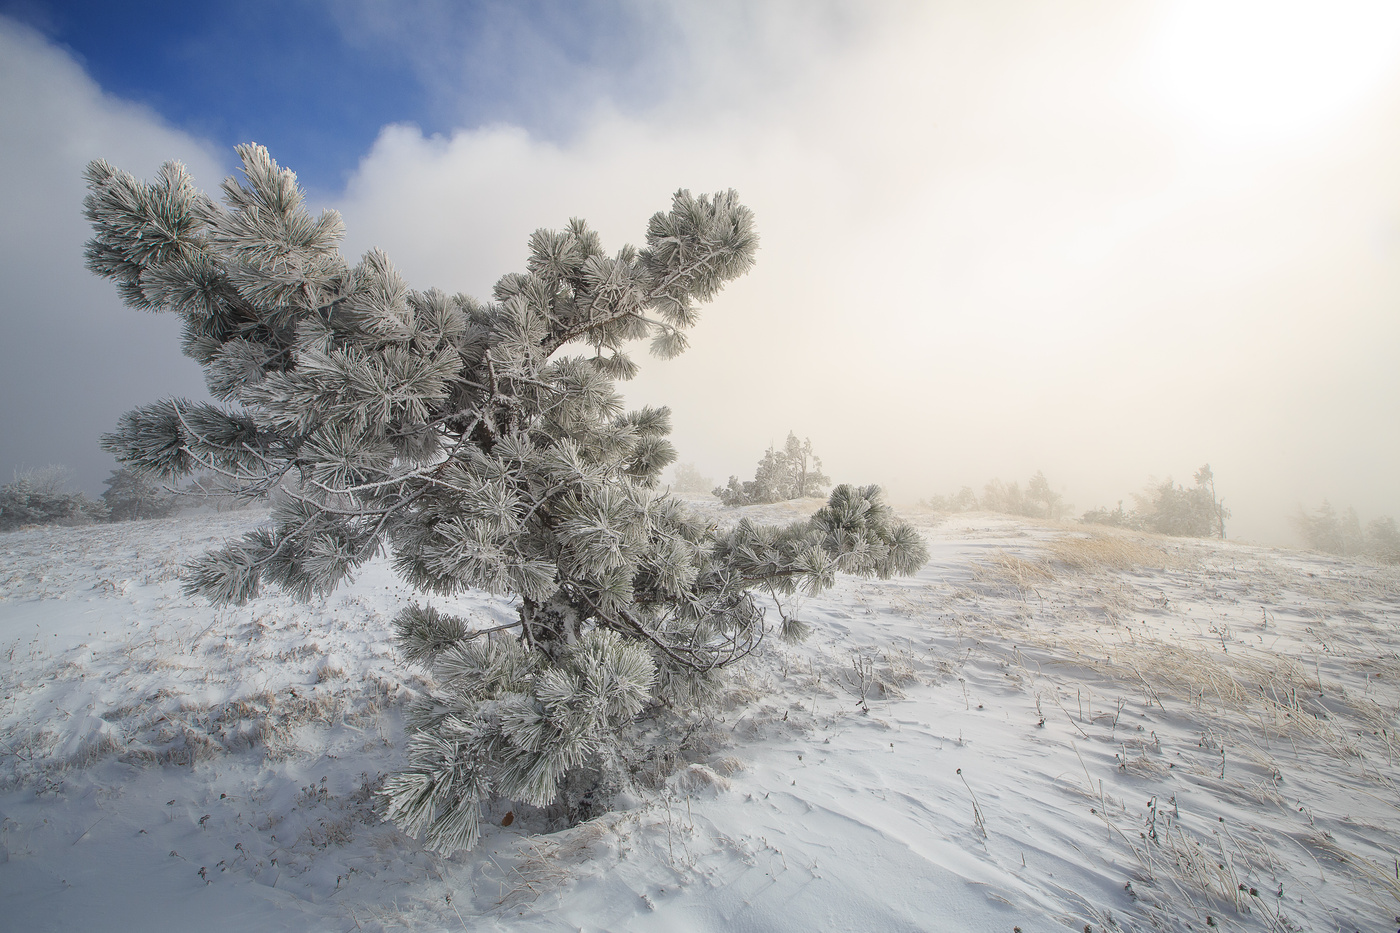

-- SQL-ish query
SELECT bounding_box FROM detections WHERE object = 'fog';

[4,3,1400,545]
[332,2,1400,544]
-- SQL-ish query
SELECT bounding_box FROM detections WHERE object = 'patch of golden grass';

[973,550,1055,593]
[1046,531,1169,573]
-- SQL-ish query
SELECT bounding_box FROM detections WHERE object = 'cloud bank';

[329,2,1400,542]
[4,2,1398,545]
[0,18,222,494]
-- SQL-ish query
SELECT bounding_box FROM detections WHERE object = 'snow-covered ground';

[2,502,1398,932]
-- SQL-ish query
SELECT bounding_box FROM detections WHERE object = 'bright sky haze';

[2,0,1398,544]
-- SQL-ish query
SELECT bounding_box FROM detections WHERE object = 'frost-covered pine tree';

[0,465,107,530]
[715,431,831,505]
[102,467,177,521]
[84,144,928,853]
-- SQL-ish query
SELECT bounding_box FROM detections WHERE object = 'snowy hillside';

[2,503,1398,932]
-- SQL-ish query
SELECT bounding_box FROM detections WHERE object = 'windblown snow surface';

[2,499,1398,932]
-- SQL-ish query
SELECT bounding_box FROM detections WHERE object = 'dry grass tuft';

[677,763,730,793]
[70,730,124,769]
[973,550,1055,594]
[878,647,919,696]
[1046,531,1169,573]
[710,756,746,775]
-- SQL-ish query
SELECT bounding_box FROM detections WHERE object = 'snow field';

[1,505,1398,931]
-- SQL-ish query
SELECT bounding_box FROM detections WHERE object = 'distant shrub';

[1026,471,1065,520]
[979,478,1028,516]
[101,468,178,521]
[1080,501,1130,527]
[715,432,831,506]
[1084,465,1227,539]
[923,485,978,513]
[0,466,107,531]
[1136,468,1226,538]
[925,471,1065,520]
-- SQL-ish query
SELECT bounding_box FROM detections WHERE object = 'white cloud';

[0,17,225,492]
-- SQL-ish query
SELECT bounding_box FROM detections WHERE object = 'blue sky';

[3,0,685,190]
[3,2,1400,543]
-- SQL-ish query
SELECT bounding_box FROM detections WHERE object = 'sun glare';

[1148,0,1400,147]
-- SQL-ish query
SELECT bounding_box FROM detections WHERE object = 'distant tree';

[715,432,831,505]
[923,486,977,512]
[1293,501,1395,560]
[1136,480,1202,536]
[0,466,107,531]
[668,462,714,494]
[782,434,830,499]
[750,445,791,501]
[1026,470,1064,520]
[924,472,1063,519]
[102,468,177,521]
[1082,464,1226,538]
[17,464,76,496]
[1337,506,1364,554]
[1135,465,1228,538]
[1365,516,1400,563]
[1193,464,1228,540]
[978,473,1063,519]
[980,478,1026,516]
[1293,501,1353,554]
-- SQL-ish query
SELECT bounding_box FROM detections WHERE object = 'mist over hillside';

[3,5,1399,548]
